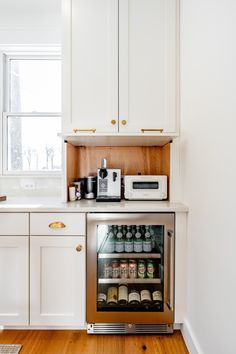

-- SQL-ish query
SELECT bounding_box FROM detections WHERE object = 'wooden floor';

[0,330,189,354]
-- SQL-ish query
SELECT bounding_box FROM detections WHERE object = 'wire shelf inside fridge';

[98,278,161,284]
[98,253,161,259]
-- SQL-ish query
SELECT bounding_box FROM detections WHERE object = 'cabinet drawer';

[0,213,29,235]
[30,213,86,236]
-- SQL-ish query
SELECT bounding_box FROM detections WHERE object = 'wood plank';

[66,143,79,187]
[0,330,189,354]
[76,146,165,177]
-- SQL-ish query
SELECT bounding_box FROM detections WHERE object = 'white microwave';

[124,175,167,200]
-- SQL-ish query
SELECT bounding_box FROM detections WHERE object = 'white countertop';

[0,197,188,213]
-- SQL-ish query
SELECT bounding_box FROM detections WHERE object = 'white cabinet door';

[30,236,85,326]
[63,0,118,134]
[62,0,178,136]
[0,236,29,326]
[119,0,178,133]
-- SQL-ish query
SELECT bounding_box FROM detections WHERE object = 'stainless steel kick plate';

[87,323,173,334]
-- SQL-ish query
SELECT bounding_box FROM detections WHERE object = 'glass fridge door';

[97,224,164,312]
[87,213,174,324]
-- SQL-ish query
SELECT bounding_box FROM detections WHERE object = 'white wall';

[0,0,61,45]
[181,0,236,353]
[0,0,62,198]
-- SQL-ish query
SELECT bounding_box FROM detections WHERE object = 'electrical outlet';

[21,179,36,190]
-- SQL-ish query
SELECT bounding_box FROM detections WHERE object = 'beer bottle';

[124,225,134,252]
[152,290,163,309]
[143,225,152,252]
[118,284,128,305]
[134,225,143,252]
[115,225,125,252]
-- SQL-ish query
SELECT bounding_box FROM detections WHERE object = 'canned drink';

[73,181,82,200]
[147,259,155,279]
[120,259,129,279]
[103,261,112,278]
[138,260,146,278]
[111,260,120,278]
[128,259,137,278]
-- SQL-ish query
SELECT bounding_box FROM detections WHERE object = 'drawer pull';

[49,221,66,229]
[76,244,83,252]
[73,128,96,133]
[141,128,164,133]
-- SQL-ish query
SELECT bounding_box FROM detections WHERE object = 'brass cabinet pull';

[73,128,96,133]
[141,128,164,133]
[111,119,116,125]
[121,120,127,125]
[76,244,82,252]
[49,221,66,229]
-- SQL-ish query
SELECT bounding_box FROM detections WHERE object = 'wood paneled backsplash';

[77,145,170,176]
[66,143,171,199]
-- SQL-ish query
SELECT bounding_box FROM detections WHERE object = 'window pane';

[7,116,61,172]
[9,59,61,112]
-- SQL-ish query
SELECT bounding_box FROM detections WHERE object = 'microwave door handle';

[167,230,175,311]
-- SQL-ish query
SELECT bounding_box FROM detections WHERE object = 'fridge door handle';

[167,230,175,311]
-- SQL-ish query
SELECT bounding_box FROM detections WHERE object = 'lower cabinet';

[30,236,85,326]
[0,236,29,326]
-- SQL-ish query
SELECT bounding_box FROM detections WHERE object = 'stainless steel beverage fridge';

[86,213,175,334]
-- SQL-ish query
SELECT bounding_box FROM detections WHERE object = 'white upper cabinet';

[62,0,179,136]
[63,0,118,134]
[119,0,178,133]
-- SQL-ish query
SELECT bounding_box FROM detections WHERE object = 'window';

[2,53,61,174]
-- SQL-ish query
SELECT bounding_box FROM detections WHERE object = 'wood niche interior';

[66,144,170,200]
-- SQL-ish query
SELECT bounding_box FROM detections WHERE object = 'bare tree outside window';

[7,116,61,172]
[45,145,55,170]
[5,56,61,173]
[9,61,22,170]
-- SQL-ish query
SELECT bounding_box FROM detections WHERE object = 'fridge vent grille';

[87,323,173,334]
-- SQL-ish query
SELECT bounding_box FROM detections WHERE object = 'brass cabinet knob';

[121,120,127,125]
[76,244,83,252]
[49,221,66,229]
[111,119,116,125]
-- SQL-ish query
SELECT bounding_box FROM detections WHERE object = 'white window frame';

[0,46,62,177]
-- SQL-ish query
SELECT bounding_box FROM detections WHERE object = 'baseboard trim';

[181,320,203,354]
[2,325,87,330]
